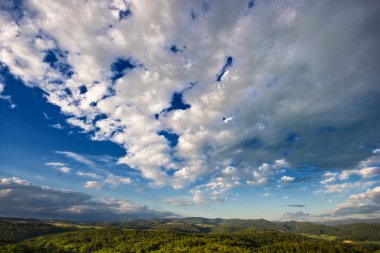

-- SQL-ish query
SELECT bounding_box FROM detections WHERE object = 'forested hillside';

[0,218,379,253]
[2,228,378,253]
[0,218,76,244]
[118,217,380,241]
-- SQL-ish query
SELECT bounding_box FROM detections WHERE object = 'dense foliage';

[119,218,380,241]
[1,228,379,253]
[1,218,379,253]
[278,221,380,240]
[334,223,380,241]
[0,219,76,244]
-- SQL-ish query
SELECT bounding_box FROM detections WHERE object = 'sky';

[0,0,379,222]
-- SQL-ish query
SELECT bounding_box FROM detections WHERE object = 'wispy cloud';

[49,123,64,129]
[320,176,336,184]
[314,181,376,195]
[82,174,132,190]
[105,174,132,187]
[339,167,380,180]
[58,167,71,174]
[45,162,66,167]
[84,181,102,189]
[0,82,16,108]
[324,181,376,193]
[45,162,71,174]
[287,204,306,208]
[55,151,95,167]
[76,171,101,179]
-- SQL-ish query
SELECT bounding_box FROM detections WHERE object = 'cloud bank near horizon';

[0,177,175,221]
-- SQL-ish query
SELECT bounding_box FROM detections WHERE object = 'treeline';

[334,223,380,241]
[116,218,380,241]
[1,228,378,253]
[278,221,380,241]
[0,219,76,244]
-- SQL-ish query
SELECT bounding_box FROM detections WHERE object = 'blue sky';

[0,0,379,221]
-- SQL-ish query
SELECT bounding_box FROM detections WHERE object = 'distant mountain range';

[316,218,380,226]
[107,217,380,241]
[1,216,380,242]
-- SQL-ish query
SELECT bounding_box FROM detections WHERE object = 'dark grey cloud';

[287,205,305,208]
[335,205,379,216]
[0,178,176,221]
[204,0,380,171]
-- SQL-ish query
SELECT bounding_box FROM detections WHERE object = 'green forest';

[1,218,379,253]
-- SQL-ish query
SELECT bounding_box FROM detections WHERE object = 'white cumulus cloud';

[84,181,102,189]
[280,176,295,183]
[0,0,379,197]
